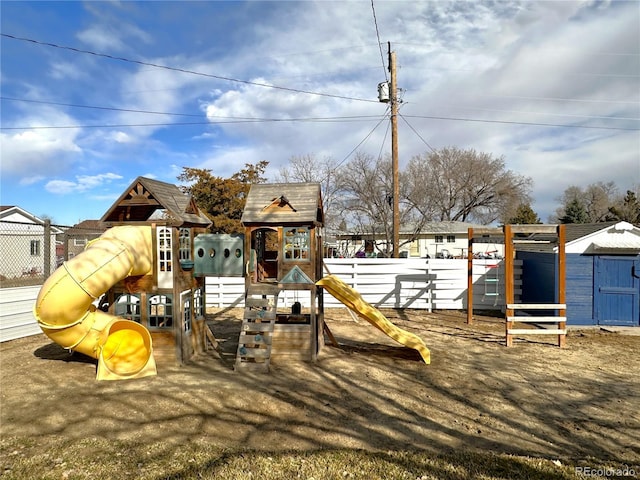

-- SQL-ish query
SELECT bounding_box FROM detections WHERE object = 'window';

[434,235,444,244]
[193,288,204,318]
[148,294,173,329]
[30,240,41,256]
[114,294,141,323]
[179,228,191,261]
[158,227,172,272]
[74,238,87,247]
[447,235,455,243]
[183,297,191,333]
[283,227,310,261]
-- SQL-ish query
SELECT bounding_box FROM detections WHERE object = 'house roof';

[101,176,211,227]
[241,183,324,227]
[0,205,64,234]
[64,220,107,236]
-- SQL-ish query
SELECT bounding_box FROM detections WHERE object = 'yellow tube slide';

[317,275,430,364]
[34,226,157,381]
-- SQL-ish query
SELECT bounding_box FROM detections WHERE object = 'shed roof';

[241,183,324,227]
[520,222,640,254]
[101,176,211,227]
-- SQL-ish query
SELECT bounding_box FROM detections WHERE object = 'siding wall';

[0,286,42,342]
[566,254,595,325]
[1,258,519,342]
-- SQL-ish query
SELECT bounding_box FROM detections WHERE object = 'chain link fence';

[0,220,104,288]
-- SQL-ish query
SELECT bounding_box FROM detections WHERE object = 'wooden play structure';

[100,176,212,364]
[467,224,567,347]
[235,183,325,371]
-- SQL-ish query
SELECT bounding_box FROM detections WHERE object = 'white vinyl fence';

[0,258,519,342]
[205,258,520,311]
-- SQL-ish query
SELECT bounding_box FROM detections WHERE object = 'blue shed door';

[594,256,640,326]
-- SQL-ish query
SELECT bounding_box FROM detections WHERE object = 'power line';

[400,114,639,131]
[399,114,437,153]
[336,106,391,169]
[370,0,388,83]
[0,96,203,117]
[0,115,387,130]
[1,33,378,104]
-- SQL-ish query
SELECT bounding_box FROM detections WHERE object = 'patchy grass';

[1,436,636,480]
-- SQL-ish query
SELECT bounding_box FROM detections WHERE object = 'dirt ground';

[1,308,639,466]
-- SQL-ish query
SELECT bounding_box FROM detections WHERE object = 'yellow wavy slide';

[34,226,157,381]
[316,275,430,364]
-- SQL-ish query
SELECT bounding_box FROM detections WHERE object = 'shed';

[518,221,640,326]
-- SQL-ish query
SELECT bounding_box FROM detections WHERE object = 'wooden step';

[235,289,279,372]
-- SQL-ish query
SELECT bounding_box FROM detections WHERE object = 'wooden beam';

[504,224,514,347]
[467,227,474,324]
[507,329,567,335]
[557,224,567,348]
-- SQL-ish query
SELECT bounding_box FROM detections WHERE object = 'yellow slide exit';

[317,275,430,364]
[33,226,157,381]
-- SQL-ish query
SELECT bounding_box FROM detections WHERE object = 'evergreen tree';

[560,198,589,224]
[506,203,541,224]
[608,190,640,223]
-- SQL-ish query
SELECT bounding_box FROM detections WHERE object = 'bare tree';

[553,181,620,223]
[275,154,343,232]
[335,152,418,256]
[405,147,532,224]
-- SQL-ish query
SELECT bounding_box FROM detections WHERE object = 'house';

[518,221,640,327]
[334,221,503,259]
[62,219,107,261]
[0,206,62,282]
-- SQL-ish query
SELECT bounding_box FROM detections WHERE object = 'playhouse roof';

[241,183,324,227]
[101,176,211,227]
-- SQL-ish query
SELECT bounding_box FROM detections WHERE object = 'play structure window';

[179,228,191,261]
[193,288,204,318]
[114,294,141,323]
[183,297,191,333]
[283,227,310,261]
[148,294,173,329]
[158,227,172,272]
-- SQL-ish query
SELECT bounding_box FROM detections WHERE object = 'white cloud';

[0,128,82,178]
[45,173,123,195]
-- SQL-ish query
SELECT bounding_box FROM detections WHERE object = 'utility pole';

[389,42,399,258]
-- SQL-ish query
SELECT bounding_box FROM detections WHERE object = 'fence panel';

[0,257,519,342]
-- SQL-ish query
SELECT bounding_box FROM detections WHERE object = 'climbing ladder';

[234,285,280,372]
[482,262,501,306]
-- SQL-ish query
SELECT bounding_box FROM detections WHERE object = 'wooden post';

[504,225,514,347]
[557,224,567,348]
[467,228,474,324]
[389,44,399,258]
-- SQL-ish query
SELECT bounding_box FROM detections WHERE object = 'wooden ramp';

[234,285,280,372]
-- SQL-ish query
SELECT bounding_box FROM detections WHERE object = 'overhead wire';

[0,33,378,104]
[370,0,388,83]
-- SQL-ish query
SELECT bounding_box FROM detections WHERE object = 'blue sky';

[1,0,638,226]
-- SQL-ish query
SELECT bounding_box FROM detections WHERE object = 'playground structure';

[467,224,567,347]
[33,179,431,379]
[34,177,211,380]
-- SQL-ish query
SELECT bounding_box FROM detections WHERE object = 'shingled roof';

[241,183,324,227]
[101,176,211,227]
